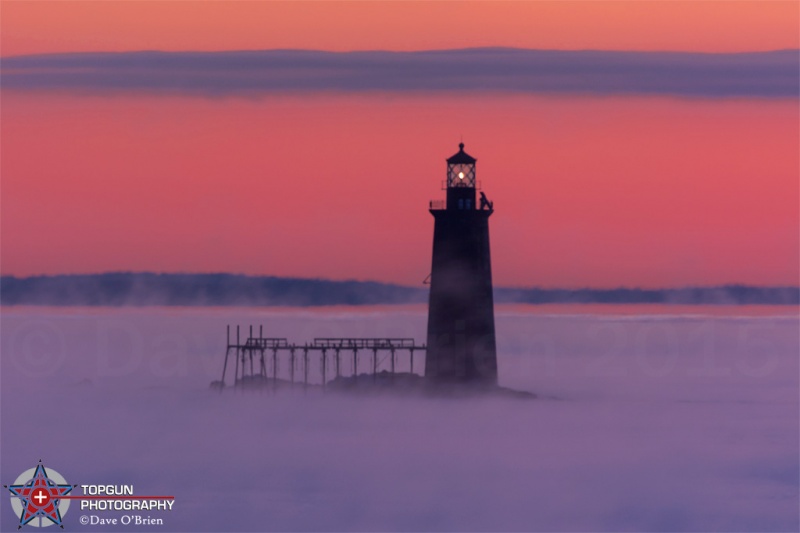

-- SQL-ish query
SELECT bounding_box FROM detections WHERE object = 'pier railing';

[313,338,416,349]
[218,325,426,390]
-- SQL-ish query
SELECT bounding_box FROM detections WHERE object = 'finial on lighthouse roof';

[447,142,476,165]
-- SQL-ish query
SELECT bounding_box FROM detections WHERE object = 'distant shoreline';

[1,273,797,307]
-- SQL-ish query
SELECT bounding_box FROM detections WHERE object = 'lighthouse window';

[466,199,471,209]
[458,199,464,209]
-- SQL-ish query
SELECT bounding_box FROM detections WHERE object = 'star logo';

[5,461,75,529]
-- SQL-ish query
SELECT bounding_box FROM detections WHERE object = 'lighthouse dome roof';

[446,143,476,165]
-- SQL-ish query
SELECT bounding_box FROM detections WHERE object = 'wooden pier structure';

[219,325,427,389]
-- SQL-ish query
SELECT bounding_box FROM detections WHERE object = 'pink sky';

[1,2,798,288]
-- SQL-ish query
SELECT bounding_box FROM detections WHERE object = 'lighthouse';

[425,143,498,385]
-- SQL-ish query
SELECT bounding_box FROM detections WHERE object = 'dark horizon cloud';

[1,48,798,98]
[1,273,797,307]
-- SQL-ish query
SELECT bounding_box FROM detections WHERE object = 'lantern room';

[447,142,476,188]
[445,143,478,211]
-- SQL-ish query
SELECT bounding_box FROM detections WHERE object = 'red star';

[6,462,74,529]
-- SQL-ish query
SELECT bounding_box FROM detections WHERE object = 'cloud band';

[2,48,798,98]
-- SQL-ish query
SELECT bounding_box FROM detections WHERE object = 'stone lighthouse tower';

[425,143,498,385]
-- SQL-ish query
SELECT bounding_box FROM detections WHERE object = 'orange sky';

[1,2,798,288]
[2,1,798,57]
